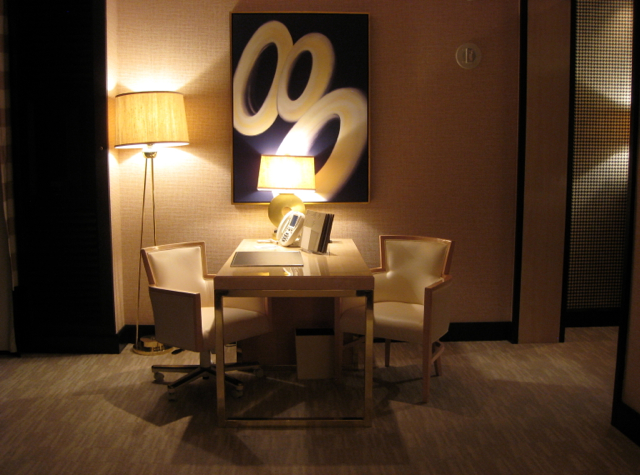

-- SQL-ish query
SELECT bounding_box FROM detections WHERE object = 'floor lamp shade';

[115,91,189,149]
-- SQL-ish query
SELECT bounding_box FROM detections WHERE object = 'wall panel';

[518,0,571,343]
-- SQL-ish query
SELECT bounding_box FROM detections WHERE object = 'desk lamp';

[115,91,189,355]
[257,154,316,228]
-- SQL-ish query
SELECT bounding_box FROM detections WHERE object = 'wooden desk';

[214,239,374,427]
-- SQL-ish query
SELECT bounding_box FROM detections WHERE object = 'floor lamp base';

[131,335,174,356]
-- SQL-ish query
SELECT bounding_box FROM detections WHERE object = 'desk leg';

[363,290,374,426]
[215,290,226,427]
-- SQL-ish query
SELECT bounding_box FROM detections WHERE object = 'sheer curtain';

[0,0,17,353]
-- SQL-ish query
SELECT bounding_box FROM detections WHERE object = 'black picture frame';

[231,12,369,204]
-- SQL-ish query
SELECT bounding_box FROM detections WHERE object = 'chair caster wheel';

[254,368,265,378]
[153,372,165,383]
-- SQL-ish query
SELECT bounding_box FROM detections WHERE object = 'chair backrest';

[374,235,453,305]
[139,242,213,350]
[141,242,214,307]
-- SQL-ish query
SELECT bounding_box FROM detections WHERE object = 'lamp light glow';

[115,91,189,150]
[257,155,316,192]
[257,155,316,227]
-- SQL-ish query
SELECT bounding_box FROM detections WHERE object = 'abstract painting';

[231,12,369,203]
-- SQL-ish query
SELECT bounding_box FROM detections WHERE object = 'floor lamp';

[115,91,189,355]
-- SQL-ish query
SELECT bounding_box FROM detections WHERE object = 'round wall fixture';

[456,43,482,69]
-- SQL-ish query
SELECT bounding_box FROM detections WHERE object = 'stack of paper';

[300,210,334,254]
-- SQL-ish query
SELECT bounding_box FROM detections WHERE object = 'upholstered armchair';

[336,235,454,403]
[140,241,271,400]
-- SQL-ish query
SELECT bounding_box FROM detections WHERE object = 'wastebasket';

[295,328,335,380]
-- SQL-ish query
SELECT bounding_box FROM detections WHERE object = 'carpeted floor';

[1,327,639,474]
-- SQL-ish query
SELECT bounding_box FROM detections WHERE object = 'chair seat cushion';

[341,301,427,345]
[201,307,271,348]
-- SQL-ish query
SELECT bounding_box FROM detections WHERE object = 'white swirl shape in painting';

[277,88,368,200]
[233,21,293,136]
[277,33,335,123]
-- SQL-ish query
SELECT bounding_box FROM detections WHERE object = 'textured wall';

[108,0,520,326]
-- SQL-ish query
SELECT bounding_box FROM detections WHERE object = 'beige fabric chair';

[336,235,454,403]
[140,242,271,400]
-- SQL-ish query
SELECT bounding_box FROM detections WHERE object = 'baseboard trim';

[119,325,155,345]
[442,321,512,342]
[612,400,640,446]
[125,322,512,345]
[563,308,621,327]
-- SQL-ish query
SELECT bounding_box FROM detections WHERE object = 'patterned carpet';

[1,327,639,474]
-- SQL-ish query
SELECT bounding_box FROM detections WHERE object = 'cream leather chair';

[140,242,271,400]
[336,235,454,403]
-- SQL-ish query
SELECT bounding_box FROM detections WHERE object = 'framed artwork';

[231,12,369,204]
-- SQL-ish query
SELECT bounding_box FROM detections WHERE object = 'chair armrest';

[423,274,454,343]
[426,273,452,291]
[209,273,267,315]
[148,286,205,351]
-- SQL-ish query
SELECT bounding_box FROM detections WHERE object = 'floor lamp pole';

[133,152,171,355]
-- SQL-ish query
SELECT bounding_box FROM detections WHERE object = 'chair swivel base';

[152,362,263,400]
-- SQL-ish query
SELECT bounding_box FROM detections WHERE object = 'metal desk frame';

[214,239,374,428]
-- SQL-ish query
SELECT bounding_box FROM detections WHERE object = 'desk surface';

[216,239,374,292]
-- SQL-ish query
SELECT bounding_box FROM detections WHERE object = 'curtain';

[0,0,17,353]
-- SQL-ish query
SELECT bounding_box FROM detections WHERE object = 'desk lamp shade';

[258,155,316,227]
[115,91,189,151]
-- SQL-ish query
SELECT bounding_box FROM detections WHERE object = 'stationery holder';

[300,210,334,254]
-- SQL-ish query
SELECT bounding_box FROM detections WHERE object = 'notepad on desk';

[230,251,304,267]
